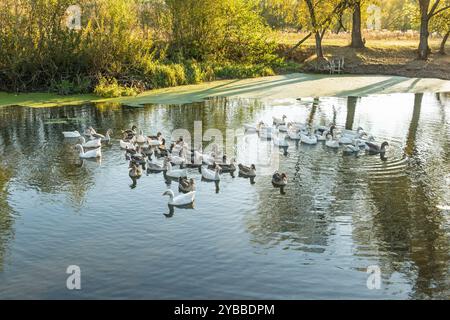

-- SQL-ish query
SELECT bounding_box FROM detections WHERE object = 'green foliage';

[165,0,278,65]
[94,77,138,98]
[0,0,282,94]
[213,63,275,79]
[184,61,204,84]
[50,77,92,95]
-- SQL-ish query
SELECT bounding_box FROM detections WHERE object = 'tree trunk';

[315,32,324,58]
[350,1,365,48]
[439,31,449,54]
[418,0,430,60]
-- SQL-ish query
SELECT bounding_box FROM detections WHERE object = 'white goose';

[300,133,318,145]
[273,135,289,147]
[169,148,187,165]
[136,130,146,144]
[100,129,113,142]
[120,139,135,150]
[201,165,221,181]
[74,144,101,158]
[259,126,273,139]
[338,134,354,145]
[79,136,101,148]
[325,134,340,149]
[273,115,287,126]
[165,162,187,179]
[287,129,301,140]
[343,142,360,155]
[148,138,162,146]
[62,131,81,138]
[277,124,288,132]
[163,190,196,206]
[316,130,328,141]
[244,123,258,132]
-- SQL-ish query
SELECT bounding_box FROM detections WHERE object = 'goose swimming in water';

[287,129,301,140]
[343,141,360,155]
[62,131,81,138]
[315,129,328,141]
[244,123,259,132]
[273,115,287,126]
[208,156,236,173]
[88,128,112,141]
[129,163,142,178]
[259,126,273,139]
[122,125,137,136]
[165,162,187,179]
[277,123,288,132]
[325,134,340,149]
[79,136,101,148]
[178,177,196,193]
[163,189,196,206]
[99,129,113,142]
[273,135,289,147]
[365,141,389,155]
[201,165,221,181]
[238,164,256,177]
[272,172,288,187]
[74,144,101,158]
[135,130,146,144]
[300,132,318,145]
[147,157,168,173]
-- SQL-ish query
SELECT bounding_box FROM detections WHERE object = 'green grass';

[1,73,449,108]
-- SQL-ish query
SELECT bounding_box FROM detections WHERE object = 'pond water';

[0,92,449,299]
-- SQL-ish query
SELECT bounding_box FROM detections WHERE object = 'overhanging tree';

[417,0,450,60]
[301,0,349,59]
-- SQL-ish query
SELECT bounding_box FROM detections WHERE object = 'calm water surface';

[0,93,449,299]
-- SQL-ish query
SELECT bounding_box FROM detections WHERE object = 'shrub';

[50,77,92,95]
[213,63,275,79]
[94,77,137,98]
[184,61,203,84]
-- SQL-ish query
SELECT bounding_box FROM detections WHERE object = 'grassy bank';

[2,73,449,108]
[276,32,450,80]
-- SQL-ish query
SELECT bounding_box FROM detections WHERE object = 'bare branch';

[429,4,450,18]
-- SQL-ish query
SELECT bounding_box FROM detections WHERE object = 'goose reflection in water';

[198,178,220,194]
[164,202,195,218]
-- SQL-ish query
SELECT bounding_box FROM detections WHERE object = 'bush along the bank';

[94,77,138,98]
[0,0,284,95]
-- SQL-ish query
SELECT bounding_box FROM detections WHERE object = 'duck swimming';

[74,144,101,158]
[238,164,256,177]
[164,162,187,179]
[79,136,101,149]
[272,171,288,187]
[201,165,221,181]
[100,129,113,142]
[365,141,389,155]
[62,131,81,138]
[129,163,143,178]
[273,115,287,126]
[343,141,360,156]
[273,135,289,147]
[147,157,168,173]
[162,189,196,206]
[178,177,196,193]
[135,130,147,144]
[122,125,137,137]
[325,134,340,149]
[300,132,318,145]
[208,156,236,173]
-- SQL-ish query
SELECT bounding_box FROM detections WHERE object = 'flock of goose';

[245,115,389,156]
[62,115,389,208]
